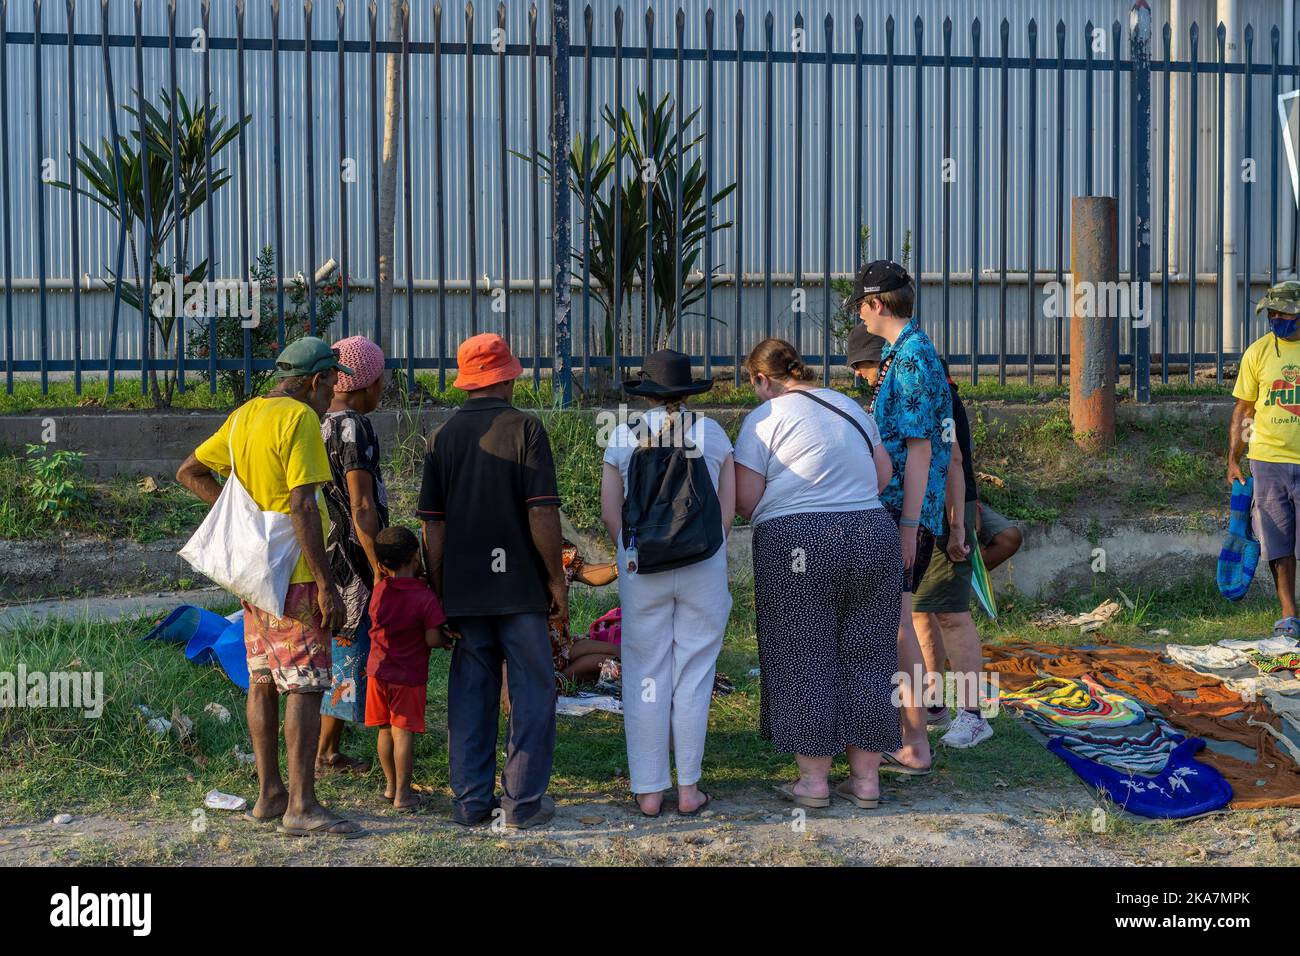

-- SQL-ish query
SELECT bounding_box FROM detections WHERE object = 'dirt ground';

[5,780,1298,868]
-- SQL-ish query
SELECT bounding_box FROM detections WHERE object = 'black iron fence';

[2,1,1299,404]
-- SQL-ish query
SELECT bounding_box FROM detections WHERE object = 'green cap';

[1255,280,1300,316]
[273,336,354,380]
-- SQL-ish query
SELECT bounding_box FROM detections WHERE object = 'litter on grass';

[203,790,247,812]
[1031,599,1123,633]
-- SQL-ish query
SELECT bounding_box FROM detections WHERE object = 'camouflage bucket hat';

[1255,280,1300,316]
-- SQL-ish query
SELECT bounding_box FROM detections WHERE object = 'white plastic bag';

[178,411,301,618]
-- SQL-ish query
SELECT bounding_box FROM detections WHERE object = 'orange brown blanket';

[983,642,1300,810]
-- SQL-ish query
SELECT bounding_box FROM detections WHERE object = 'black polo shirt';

[948,380,977,502]
[416,397,561,618]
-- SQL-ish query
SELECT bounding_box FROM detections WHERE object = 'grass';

[3,572,1273,827]
[970,404,1226,524]
[3,372,1236,415]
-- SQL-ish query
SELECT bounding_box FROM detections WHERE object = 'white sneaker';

[940,710,993,749]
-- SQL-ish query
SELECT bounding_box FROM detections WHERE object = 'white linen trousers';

[616,542,732,793]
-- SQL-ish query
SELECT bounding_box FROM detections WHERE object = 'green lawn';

[1,574,1272,825]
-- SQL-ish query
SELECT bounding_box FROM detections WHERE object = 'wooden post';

[1070,196,1119,449]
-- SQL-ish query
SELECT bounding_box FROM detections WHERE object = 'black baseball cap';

[846,323,886,367]
[845,259,913,314]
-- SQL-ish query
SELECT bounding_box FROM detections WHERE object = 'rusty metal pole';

[1070,196,1119,449]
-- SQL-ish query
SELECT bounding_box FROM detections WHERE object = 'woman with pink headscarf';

[316,335,389,775]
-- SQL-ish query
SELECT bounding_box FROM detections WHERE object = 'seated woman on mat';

[554,540,620,684]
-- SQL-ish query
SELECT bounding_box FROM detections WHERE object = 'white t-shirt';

[733,387,884,525]
[602,407,734,493]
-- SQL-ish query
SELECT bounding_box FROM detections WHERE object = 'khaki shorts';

[913,501,977,614]
[976,503,1015,547]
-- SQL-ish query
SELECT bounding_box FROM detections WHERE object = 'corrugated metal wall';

[1,0,1297,373]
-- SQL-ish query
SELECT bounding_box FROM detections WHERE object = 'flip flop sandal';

[1272,617,1300,640]
[675,792,712,817]
[772,783,831,809]
[879,752,932,777]
[242,810,282,826]
[833,780,880,810]
[277,818,368,840]
[393,793,434,814]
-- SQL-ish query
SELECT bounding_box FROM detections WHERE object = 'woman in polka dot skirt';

[734,339,904,811]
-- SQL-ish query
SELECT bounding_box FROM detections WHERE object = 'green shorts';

[912,501,977,614]
[976,503,1015,547]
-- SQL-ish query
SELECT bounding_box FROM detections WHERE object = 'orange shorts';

[365,676,427,733]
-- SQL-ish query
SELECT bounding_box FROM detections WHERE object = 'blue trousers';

[447,612,556,825]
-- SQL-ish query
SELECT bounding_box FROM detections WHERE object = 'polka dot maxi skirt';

[753,508,904,757]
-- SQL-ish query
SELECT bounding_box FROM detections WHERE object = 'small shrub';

[23,444,88,524]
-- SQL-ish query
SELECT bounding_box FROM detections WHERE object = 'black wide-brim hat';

[623,349,714,398]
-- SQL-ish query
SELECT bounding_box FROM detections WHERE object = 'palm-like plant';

[522,91,735,383]
[51,88,249,406]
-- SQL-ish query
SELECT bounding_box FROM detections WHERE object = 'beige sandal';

[773,782,831,809]
[834,779,880,809]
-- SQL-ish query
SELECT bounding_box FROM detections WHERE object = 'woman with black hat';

[599,349,736,817]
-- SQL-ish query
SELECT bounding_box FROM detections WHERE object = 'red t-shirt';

[366,577,447,686]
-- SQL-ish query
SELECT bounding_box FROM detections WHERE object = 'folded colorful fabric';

[1040,715,1186,774]
[1166,643,1298,699]
[1248,651,1300,675]
[1047,737,1233,819]
[1218,477,1260,602]
[999,675,1146,729]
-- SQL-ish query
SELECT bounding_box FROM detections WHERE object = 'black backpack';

[620,410,724,574]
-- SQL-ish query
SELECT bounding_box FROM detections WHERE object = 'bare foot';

[250,788,289,821]
[316,752,373,775]
[890,745,932,771]
[393,791,432,812]
[676,788,710,814]
[635,791,664,816]
[849,774,880,801]
[792,778,831,800]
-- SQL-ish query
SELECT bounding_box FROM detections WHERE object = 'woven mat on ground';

[983,642,1300,810]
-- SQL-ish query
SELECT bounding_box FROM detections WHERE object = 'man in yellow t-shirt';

[1229,280,1300,640]
[176,336,363,839]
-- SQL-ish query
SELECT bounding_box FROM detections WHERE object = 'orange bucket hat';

[453,333,523,391]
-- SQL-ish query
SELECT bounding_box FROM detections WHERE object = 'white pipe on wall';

[1168,0,1187,273]
[1283,0,1297,276]
[1221,0,1241,351]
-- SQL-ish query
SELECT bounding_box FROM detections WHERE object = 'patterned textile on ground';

[983,643,1300,809]
[1046,737,1233,820]
[998,675,1146,729]
[1249,651,1300,675]
[1164,644,1300,700]
[1044,712,1187,774]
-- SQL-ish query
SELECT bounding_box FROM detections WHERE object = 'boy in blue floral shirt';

[848,259,953,775]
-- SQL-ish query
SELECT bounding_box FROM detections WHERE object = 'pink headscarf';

[332,335,385,393]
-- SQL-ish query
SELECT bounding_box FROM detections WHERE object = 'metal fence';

[2,1,1300,404]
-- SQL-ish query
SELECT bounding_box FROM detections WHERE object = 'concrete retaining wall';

[0,398,1235,479]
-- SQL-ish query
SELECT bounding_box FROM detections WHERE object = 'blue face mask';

[1271,316,1300,339]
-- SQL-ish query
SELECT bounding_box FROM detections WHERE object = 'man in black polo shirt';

[418,333,566,828]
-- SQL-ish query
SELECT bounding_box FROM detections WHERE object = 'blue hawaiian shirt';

[872,320,953,536]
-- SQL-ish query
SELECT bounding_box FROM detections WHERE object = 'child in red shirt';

[365,526,454,811]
